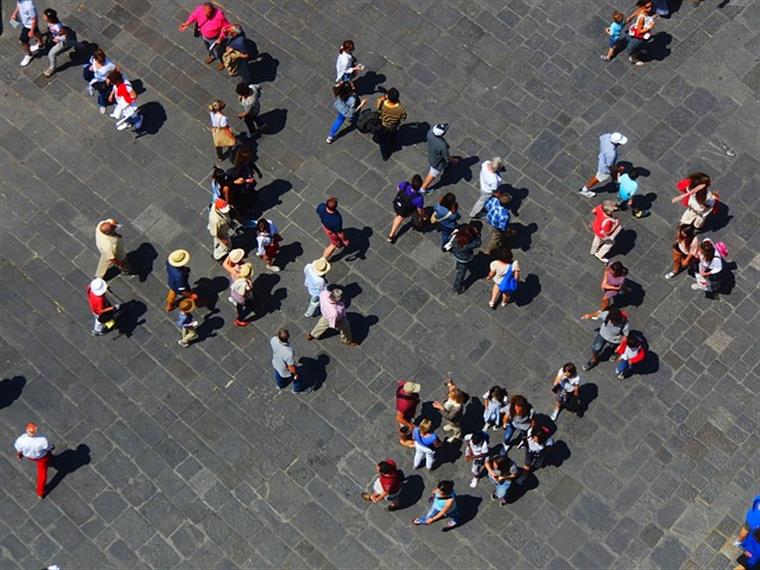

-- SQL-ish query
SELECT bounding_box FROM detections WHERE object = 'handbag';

[193,23,201,37]
[498,263,519,293]
[212,126,236,148]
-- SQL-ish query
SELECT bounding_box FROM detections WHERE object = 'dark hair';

[455,224,478,246]
[107,69,124,84]
[92,48,107,64]
[498,192,512,206]
[626,334,641,349]
[493,456,509,472]
[487,386,505,401]
[437,480,454,495]
[605,306,625,326]
[687,172,711,189]
[612,10,625,21]
[700,240,715,262]
[410,175,423,190]
[636,0,652,6]
[386,88,399,103]
[203,2,216,11]
[378,461,395,474]
[234,147,253,168]
[256,219,271,234]
[212,167,230,185]
[677,223,695,244]
[470,431,484,445]
[440,192,457,209]
[332,81,355,101]
[235,82,253,96]
[339,40,355,54]
[43,8,60,23]
[510,394,531,415]
[494,248,513,263]
[562,363,577,377]
[694,187,709,205]
[278,328,290,342]
[608,261,628,277]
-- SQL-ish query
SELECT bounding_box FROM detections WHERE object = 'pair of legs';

[453,260,471,294]
[668,247,694,278]
[502,424,526,452]
[213,237,230,261]
[378,126,400,161]
[469,192,493,218]
[627,36,647,65]
[327,111,357,142]
[165,289,194,312]
[82,68,110,110]
[420,165,443,192]
[579,170,615,197]
[95,253,134,279]
[304,294,320,317]
[490,476,512,503]
[603,37,623,61]
[46,38,76,74]
[590,234,617,263]
[615,359,634,378]
[234,299,252,326]
[179,327,198,347]
[322,228,347,261]
[413,504,459,528]
[19,25,43,65]
[489,283,511,308]
[243,112,261,136]
[413,444,435,470]
[202,36,224,64]
[439,225,455,250]
[388,210,423,241]
[585,333,617,369]
[309,316,355,344]
[216,145,234,161]
[442,422,461,442]
[273,369,308,393]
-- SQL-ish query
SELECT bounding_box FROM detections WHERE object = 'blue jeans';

[490,476,512,499]
[328,112,356,139]
[416,504,460,526]
[291,374,308,393]
[440,226,454,249]
[627,36,647,58]
[82,67,109,108]
[616,359,630,376]
[453,260,470,293]
[273,370,290,389]
[503,424,526,448]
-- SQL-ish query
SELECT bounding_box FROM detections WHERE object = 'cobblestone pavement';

[1,0,758,568]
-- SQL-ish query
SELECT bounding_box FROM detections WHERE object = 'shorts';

[264,242,279,259]
[20,26,38,44]
[595,171,611,182]
[323,226,346,247]
[428,166,442,178]
[609,37,622,49]
[591,332,617,357]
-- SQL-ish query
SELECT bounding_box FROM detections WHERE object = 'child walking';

[177,299,199,347]
[602,11,625,61]
[482,386,508,431]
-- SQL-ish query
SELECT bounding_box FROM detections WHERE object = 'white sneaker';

[29,43,40,53]
[597,257,610,264]
[266,265,280,272]
[99,106,106,114]
[550,410,559,421]
[20,55,32,67]
[117,121,130,131]
[325,137,334,144]
[665,272,676,280]
[578,189,596,198]
[109,111,121,119]
[469,477,478,488]
[691,283,706,291]
[88,85,95,96]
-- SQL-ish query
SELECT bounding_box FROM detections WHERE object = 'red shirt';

[379,459,402,494]
[87,286,110,315]
[395,381,419,421]
[592,205,618,239]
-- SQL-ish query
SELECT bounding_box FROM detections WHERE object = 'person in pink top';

[306,288,359,346]
[179,2,230,66]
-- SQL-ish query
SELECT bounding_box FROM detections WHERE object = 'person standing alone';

[578,132,627,198]
[14,422,53,499]
[95,218,134,278]
[375,88,406,161]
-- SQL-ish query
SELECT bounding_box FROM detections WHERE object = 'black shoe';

[582,361,596,371]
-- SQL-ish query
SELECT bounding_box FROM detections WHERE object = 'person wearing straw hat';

[86,277,117,336]
[177,299,199,347]
[165,249,193,312]
[14,422,54,499]
[230,263,253,327]
[223,248,246,281]
[303,258,331,317]
[208,198,232,260]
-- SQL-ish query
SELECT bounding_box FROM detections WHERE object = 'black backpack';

[356,109,380,134]
[393,189,414,216]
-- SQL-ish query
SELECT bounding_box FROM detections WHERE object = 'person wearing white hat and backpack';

[578,132,628,198]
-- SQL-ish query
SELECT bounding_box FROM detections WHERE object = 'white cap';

[610,132,628,145]
[432,123,449,137]
[90,278,108,296]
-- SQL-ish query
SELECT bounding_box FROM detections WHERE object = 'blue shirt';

[412,428,438,449]
[433,203,460,229]
[617,173,638,201]
[609,21,624,42]
[597,133,618,176]
[316,203,343,232]
[485,197,510,231]
[166,262,189,293]
[176,311,193,329]
[226,33,249,54]
[334,95,358,118]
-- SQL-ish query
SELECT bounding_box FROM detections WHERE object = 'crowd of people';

[9,0,745,560]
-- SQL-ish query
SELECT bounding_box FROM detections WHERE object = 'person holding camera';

[395,381,421,448]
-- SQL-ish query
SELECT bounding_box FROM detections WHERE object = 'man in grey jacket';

[420,123,459,192]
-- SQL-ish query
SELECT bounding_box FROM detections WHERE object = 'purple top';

[603,269,626,299]
[398,181,424,209]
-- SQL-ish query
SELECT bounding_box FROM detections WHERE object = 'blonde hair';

[418,418,433,434]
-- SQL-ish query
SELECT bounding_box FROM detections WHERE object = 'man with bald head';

[95,218,134,278]
[14,422,53,498]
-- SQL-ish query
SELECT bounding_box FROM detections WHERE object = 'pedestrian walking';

[432,192,460,250]
[209,100,236,161]
[433,379,468,442]
[178,2,229,65]
[326,81,366,144]
[236,82,262,136]
[501,394,534,453]
[42,9,76,77]
[666,224,699,280]
[614,333,647,379]
[617,170,649,218]
[449,223,481,295]
[737,527,760,570]
[578,132,628,197]
[94,218,134,278]
[11,0,43,67]
[692,239,724,298]
[482,386,509,431]
[520,418,554,476]
[316,197,349,261]
[375,88,406,161]
[420,123,459,192]
[470,157,505,218]
[581,306,630,371]
[396,381,421,448]
[412,419,441,470]
[229,263,253,327]
[208,198,232,260]
[484,193,513,255]
[254,219,282,272]
[14,422,53,499]
[335,40,364,85]
[306,288,359,346]
[486,248,520,309]
[387,174,426,243]
[86,278,118,336]
[484,455,520,505]
[165,249,194,312]
[734,496,760,549]
[678,183,718,231]
[107,70,143,131]
[177,299,199,347]
[361,459,402,511]
[413,480,459,530]
[271,329,310,393]
[626,1,657,66]
[227,148,258,221]
[223,248,246,281]
[601,10,625,61]
[221,25,253,80]
[303,257,331,317]
[589,200,621,264]
[464,430,490,488]
[550,363,581,421]
[583,261,629,316]
[82,48,116,114]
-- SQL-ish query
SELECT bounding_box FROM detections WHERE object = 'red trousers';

[31,454,49,497]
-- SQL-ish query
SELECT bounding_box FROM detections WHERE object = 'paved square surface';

[1,0,758,568]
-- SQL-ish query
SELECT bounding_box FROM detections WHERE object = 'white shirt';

[255,219,278,256]
[479,161,502,194]
[699,255,722,275]
[209,111,229,128]
[464,433,489,456]
[303,264,327,296]
[557,368,580,392]
[18,0,37,28]
[14,433,51,459]
[335,51,355,81]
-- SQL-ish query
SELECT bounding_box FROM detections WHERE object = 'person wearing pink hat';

[578,132,628,198]
[14,422,53,498]
[208,198,232,260]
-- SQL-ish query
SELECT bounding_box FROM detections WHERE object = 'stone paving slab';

[0,0,758,568]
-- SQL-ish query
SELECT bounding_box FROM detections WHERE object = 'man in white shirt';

[470,157,505,218]
[303,257,330,317]
[270,329,310,394]
[14,422,53,498]
[11,0,43,67]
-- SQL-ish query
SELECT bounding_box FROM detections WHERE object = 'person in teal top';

[602,11,626,61]
[413,480,460,530]
[617,171,649,218]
